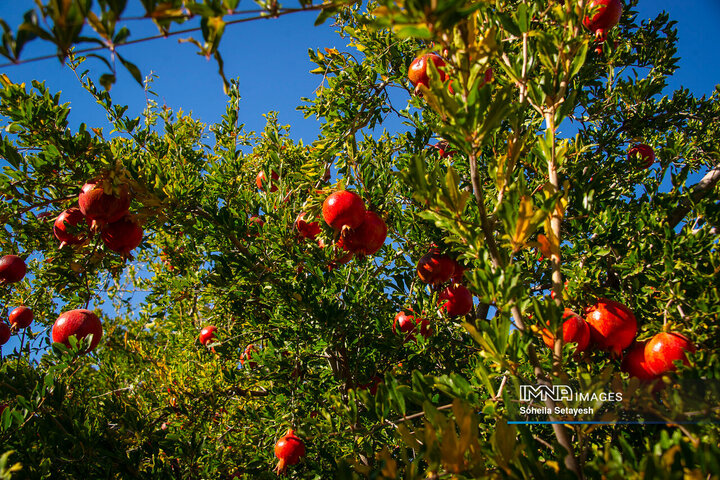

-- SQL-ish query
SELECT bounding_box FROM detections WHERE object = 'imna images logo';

[519,384,623,403]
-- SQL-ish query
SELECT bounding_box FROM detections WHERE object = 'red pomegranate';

[450,258,465,283]
[430,140,456,159]
[9,306,33,329]
[53,208,88,248]
[541,309,591,353]
[358,375,384,395]
[0,322,10,345]
[52,309,103,353]
[585,298,637,355]
[199,325,217,346]
[627,143,655,169]
[393,310,431,340]
[621,341,657,382]
[0,255,27,284]
[338,211,387,255]
[256,170,279,192]
[295,213,321,239]
[644,332,696,376]
[78,181,131,230]
[583,0,622,41]
[322,190,366,230]
[438,284,473,317]
[248,215,265,236]
[101,216,143,256]
[416,249,455,286]
[408,53,448,91]
[274,428,306,474]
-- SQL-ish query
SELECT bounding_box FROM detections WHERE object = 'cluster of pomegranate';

[541,298,697,384]
[0,255,33,347]
[416,248,473,317]
[393,309,432,343]
[53,179,143,257]
[319,190,388,262]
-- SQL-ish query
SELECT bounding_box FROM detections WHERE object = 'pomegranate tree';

[274,428,306,474]
[9,306,33,329]
[0,255,27,284]
[101,216,143,256]
[78,180,131,230]
[52,309,103,353]
[53,208,88,248]
[322,190,366,230]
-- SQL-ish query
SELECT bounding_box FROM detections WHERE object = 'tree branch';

[666,164,720,230]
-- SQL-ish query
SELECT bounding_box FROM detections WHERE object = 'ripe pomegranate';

[53,208,88,248]
[78,180,131,230]
[322,190,366,230]
[0,255,27,284]
[274,428,306,474]
[627,143,655,169]
[438,284,473,317]
[541,309,591,353]
[9,306,33,329]
[621,340,657,382]
[408,53,448,92]
[241,344,259,368]
[644,332,696,376]
[583,0,622,41]
[295,213,321,239]
[416,249,455,286]
[358,375,384,395]
[52,309,103,353]
[450,258,465,283]
[248,215,265,236]
[393,310,431,340]
[585,298,637,356]
[338,211,387,255]
[199,326,217,346]
[101,216,143,256]
[430,140,456,159]
[0,322,10,345]
[256,170,279,192]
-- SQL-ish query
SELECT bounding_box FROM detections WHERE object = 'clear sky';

[1,1,718,355]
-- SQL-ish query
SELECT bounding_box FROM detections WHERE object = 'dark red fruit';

[358,375,384,395]
[199,326,217,346]
[438,284,473,317]
[644,332,696,376]
[52,309,103,353]
[408,53,448,92]
[256,170,279,192]
[0,322,10,345]
[53,208,88,248]
[585,298,637,356]
[295,213,321,239]
[541,309,591,353]
[393,310,431,341]
[101,216,143,255]
[78,181,131,230]
[0,255,27,284]
[430,140,456,159]
[9,306,33,329]
[416,249,455,286]
[248,215,265,236]
[621,341,658,381]
[322,191,366,230]
[627,143,655,169]
[450,258,465,283]
[274,428,306,474]
[583,0,622,41]
[338,211,387,255]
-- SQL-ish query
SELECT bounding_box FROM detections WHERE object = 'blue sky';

[1,1,719,354]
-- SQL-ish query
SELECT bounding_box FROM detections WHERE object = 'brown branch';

[666,164,720,230]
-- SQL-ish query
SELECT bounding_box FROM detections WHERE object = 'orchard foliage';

[1,0,720,478]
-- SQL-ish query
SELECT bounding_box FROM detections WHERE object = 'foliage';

[1,0,720,478]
